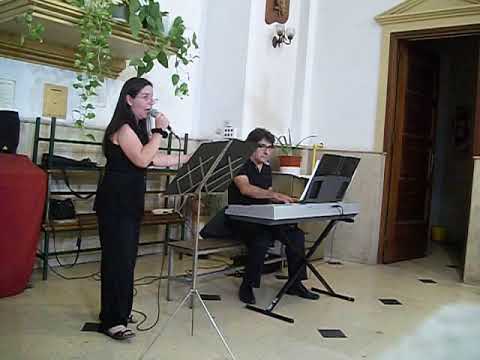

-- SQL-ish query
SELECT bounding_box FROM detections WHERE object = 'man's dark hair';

[246,128,275,145]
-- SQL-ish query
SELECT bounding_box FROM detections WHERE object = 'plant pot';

[112,5,128,22]
[278,155,302,176]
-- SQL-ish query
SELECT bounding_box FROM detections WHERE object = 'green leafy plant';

[127,0,199,98]
[17,10,45,45]
[276,129,316,156]
[69,0,113,133]
[17,0,197,132]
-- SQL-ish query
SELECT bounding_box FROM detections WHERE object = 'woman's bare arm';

[152,153,190,167]
[116,124,162,168]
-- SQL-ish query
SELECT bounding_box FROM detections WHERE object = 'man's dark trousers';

[232,221,307,288]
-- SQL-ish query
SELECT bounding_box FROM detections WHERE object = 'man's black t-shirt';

[228,159,272,205]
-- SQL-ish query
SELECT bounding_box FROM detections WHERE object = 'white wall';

[307,0,399,151]
[0,57,134,127]
[1,0,404,150]
[202,0,400,150]
[241,0,304,140]
[195,0,252,139]
[144,0,205,137]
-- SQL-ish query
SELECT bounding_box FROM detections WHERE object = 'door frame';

[378,25,480,263]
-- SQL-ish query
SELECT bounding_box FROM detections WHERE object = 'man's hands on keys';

[272,192,295,204]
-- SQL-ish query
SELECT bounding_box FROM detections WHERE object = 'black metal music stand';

[139,139,256,360]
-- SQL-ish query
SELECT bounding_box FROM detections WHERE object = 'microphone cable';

[130,251,167,332]
[131,132,185,332]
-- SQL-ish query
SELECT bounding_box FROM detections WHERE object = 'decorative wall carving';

[265,0,290,24]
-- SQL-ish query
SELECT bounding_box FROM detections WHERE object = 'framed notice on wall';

[0,78,15,110]
[265,0,290,24]
[43,84,68,119]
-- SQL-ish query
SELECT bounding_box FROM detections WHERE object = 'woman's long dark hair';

[102,77,152,155]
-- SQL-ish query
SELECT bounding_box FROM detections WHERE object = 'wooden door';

[383,41,439,263]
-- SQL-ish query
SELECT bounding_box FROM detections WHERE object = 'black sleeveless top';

[94,120,149,219]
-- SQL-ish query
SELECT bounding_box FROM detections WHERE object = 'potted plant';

[71,0,198,126]
[18,0,198,131]
[127,0,198,98]
[276,129,316,175]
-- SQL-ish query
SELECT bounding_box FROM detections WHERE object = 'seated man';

[228,128,319,304]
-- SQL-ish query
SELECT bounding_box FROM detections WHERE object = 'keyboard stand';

[230,215,356,323]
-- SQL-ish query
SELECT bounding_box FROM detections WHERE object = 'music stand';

[139,139,256,360]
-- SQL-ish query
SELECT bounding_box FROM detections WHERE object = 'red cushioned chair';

[0,154,47,297]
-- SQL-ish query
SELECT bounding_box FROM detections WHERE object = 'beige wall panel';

[465,159,480,284]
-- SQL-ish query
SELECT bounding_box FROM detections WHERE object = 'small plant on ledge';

[276,129,316,156]
[276,129,316,175]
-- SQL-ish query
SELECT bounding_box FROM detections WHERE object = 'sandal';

[104,325,135,341]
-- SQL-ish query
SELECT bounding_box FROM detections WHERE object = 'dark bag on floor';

[200,207,233,239]
[49,198,76,220]
[41,153,97,169]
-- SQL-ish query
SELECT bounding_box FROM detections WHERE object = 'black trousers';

[232,221,307,288]
[97,212,140,330]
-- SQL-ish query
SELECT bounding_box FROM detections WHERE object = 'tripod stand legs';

[194,289,237,360]
[139,288,237,360]
[138,289,192,360]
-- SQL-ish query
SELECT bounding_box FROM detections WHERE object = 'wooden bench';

[31,116,190,280]
[38,211,185,280]
[166,238,245,301]
[166,238,288,301]
[42,211,184,232]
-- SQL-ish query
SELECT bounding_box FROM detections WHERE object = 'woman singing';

[94,77,189,340]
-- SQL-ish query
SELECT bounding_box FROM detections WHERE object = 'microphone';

[149,109,179,139]
[149,108,170,138]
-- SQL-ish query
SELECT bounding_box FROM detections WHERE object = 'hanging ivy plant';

[68,0,113,132]
[16,0,197,131]
[16,9,45,45]
[127,0,199,98]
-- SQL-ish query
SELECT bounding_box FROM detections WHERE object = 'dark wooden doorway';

[379,26,480,264]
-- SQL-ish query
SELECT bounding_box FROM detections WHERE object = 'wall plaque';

[265,0,290,24]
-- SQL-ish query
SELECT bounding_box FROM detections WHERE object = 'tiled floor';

[1,245,479,360]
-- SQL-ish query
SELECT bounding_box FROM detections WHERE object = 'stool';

[167,238,245,301]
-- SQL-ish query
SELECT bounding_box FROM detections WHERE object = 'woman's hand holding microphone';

[154,111,170,130]
[152,112,190,166]
[151,111,170,138]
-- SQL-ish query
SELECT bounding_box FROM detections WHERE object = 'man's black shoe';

[239,282,256,304]
[286,283,320,300]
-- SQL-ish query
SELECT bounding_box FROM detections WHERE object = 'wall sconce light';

[272,24,295,48]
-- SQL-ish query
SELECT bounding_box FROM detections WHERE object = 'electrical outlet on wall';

[223,121,237,139]
[224,126,237,138]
